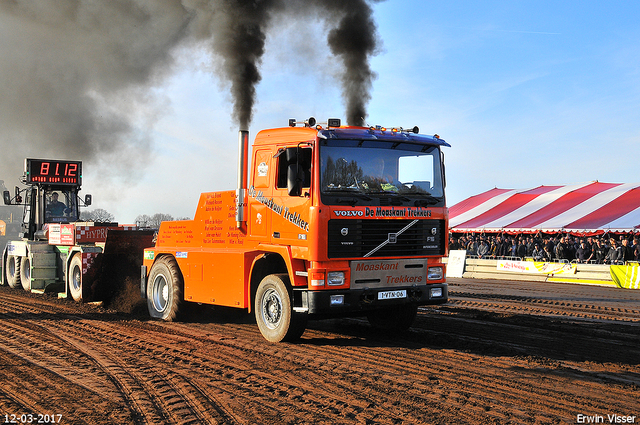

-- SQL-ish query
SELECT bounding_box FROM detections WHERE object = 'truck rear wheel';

[147,256,183,321]
[6,255,21,289]
[69,254,84,302]
[255,274,307,343]
[20,256,31,292]
[367,304,418,331]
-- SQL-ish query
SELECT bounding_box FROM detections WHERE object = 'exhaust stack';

[236,130,249,229]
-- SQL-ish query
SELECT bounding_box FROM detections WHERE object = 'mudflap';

[88,229,156,303]
[1,244,6,286]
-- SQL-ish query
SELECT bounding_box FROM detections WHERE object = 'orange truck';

[142,118,450,342]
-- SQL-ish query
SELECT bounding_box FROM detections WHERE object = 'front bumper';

[295,283,448,315]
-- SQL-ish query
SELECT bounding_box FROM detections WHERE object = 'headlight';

[330,294,344,306]
[427,266,443,280]
[327,271,345,286]
[430,287,443,298]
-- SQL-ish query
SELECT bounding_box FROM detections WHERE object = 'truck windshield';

[45,188,79,223]
[320,139,444,206]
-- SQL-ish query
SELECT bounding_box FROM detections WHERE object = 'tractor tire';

[6,255,21,289]
[20,256,31,292]
[367,304,418,332]
[147,256,183,321]
[255,274,307,343]
[68,254,84,302]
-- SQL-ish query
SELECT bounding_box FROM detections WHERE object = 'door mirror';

[3,190,10,205]
[84,194,92,206]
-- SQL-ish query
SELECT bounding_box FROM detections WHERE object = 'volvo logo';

[388,233,397,243]
[334,210,364,217]
[341,228,349,236]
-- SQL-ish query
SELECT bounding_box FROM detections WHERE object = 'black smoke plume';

[315,0,381,126]
[187,0,285,130]
[0,0,381,186]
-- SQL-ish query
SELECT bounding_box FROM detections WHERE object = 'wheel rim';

[260,288,282,330]
[152,274,168,313]
[71,264,82,292]
[9,258,16,277]
[23,259,30,281]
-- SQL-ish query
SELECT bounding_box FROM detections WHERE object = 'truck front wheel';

[255,274,307,343]
[367,304,418,331]
[6,255,21,289]
[147,256,183,321]
[69,254,84,302]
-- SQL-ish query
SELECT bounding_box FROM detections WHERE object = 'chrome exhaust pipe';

[236,130,249,229]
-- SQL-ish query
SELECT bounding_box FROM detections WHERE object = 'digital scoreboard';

[25,159,82,185]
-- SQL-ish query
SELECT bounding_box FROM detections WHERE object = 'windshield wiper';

[324,189,372,203]
[334,193,373,202]
[414,196,441,206]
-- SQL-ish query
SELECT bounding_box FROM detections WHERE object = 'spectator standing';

[466,238,477,256]
[621,238,635,262]
[545,237,555,256]
[593,239,607,264]
[542,245,553,261]
[566,236,577,261]
[556,237,567,261]
[496,236,508,257]
[532,244,544,261]
[489,240,498,258]
[576,241,592,263]
[516,239,527,259]
[526,237,534,256]
[477,239,489,258]
[604,239,621,264]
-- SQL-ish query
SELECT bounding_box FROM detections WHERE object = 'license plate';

[378,289,407,300]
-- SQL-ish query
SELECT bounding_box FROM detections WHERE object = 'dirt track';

[1,278,639,425]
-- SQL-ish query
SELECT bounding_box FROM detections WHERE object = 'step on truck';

[1,158,154,302]
[142,118,450,342]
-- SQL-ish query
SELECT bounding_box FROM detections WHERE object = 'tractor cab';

[2,159,90,241]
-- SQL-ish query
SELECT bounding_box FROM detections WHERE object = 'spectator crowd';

[449,233,640,265]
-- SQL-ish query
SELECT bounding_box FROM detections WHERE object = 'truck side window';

[276,147,312,191]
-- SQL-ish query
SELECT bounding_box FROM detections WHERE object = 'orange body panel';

[148,191,260,308]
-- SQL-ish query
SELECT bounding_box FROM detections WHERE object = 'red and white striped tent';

[449,182,640,236]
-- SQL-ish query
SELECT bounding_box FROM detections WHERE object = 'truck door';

[270,146,312,246]
[248,148,274,242]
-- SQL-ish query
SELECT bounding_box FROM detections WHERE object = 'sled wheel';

[147,256,183,321]
[69,254,84,302]
[255,274,307,343]
[6,255,21,289]
[367,304,418,331]
[20,256,31,292]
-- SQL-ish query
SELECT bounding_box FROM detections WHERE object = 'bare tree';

[135,213,181,228]
[80,208,115,223]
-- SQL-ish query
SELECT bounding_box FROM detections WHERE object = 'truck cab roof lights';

[289,117,316,128]
[369,125,420,134]
[289,117,341,130]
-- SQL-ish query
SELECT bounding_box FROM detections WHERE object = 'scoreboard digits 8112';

[25,158,82,185]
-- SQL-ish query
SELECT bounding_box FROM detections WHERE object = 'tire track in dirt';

[303,318,637,424]
[449,295,640,322]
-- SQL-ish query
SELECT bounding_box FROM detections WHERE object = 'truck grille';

[328,219,445,259]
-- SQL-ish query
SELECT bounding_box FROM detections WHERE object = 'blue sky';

[82,0,640,223]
